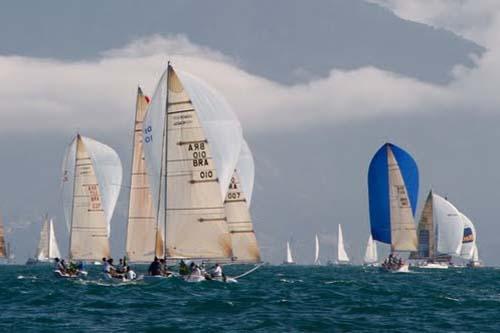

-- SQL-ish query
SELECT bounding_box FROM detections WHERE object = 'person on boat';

[159,258,173,277]
[179,260,189,276]
[54,258,66,273]
[106,258,120,277]
[148,257,162,276]
[126,266,137,280]
[117,259,125,273]
[211,263,223,278]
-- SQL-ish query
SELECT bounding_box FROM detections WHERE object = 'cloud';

[0,24,499,135]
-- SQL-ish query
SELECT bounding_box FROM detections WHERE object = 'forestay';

[126,88,158,262]
[338,224,349,262]
[459,212,476,260]
[433,194,464,256]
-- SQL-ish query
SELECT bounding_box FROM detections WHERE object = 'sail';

[433,194,464,256]
[0,214,6,258]
[368,143,418,252]
[163,66,232,259]
[38,217,61,260]
[285,241,294,263]
[413,191,436,259]
[472,244,479,262]
[225,170,261,262]
[236,140,255,206]
[459,212,476,260]
[48,219,61,259]
[176,70,242,200]
[63,135,121,260]
[364,235,378,264]
[337,224,349,262]
[126,88,158,262]
[314,234,320,264]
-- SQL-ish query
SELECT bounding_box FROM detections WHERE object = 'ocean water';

[1,264,499,332]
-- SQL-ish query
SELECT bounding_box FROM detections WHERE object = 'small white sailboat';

[314,234,320,265]
[26,215,61,265]
[363,235,378,266]
[467,244,481,268]
[283,241,295,265]
[61,134,122,274]
[337,224,349,264]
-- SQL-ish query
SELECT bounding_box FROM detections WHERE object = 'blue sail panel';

[368,144,390,244]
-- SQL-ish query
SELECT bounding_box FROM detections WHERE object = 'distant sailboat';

[411,191,465,268]
[314,234,320,265]
[26,215,61,264]
[468,244,481,268]
[125,87,159,262]
[337,224,349,263]
[283,241,295,265]
[459,212,476,261]
[225,140,261,263]
[363,235,378,265]
[62,134,122,262]
[0,213,8,264]
[142,64,242,262]
[368,143,419,272]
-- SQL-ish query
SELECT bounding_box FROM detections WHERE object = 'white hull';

[382,263,410,273]
[420,262,448,269]
[183,275,206,283]
[53,269,88,279]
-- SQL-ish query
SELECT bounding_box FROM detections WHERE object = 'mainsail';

[459,212,476,260]
[363,235,378,264]
[337,224,349,262]
[285,241,294,264]
[36,216,61,261]
[142,65,241,260]
[0,214,5,258]
[368,143,419,252]
[225,140,260,263]
[125,88,159,262]
[62,134,122,261]
[314,234,320,264]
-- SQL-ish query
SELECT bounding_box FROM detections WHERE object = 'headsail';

[37,217,61,261]
[433,194,464,256]
[143,65,235,260]
[62,135,122,261]
[412,191,436,259]
[285,241,294,264]
[368,143,418,252]
[337,224,349,262]
[314,234,320,264]
[126,88,158,262]
[364,235,378,264]
[459,212,476,260]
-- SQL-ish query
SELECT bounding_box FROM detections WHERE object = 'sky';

[1,0,500,264]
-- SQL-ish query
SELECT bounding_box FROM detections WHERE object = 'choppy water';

[1,264,499,332]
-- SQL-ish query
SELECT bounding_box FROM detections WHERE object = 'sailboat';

[368,143,419,272]
[314,234,320,265]
[337,224,349,264]
[61,134,122,274]
[125,87,159,263]
[225,140,261,263]
[26,215,61,265]
[142,63,243,269]
[363,235,378,266]
[467,244,481,268]
[283,241,295,265]
[0,213,10,264]
[411,191,465,269]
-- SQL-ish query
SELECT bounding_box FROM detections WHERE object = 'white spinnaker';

[142,69,168,243]
[314,234,320,264]
[387,146,417,252]
[164,66,232,259]
[37,218,49,260]
[49,219,61,259]
[81,136,122,235]
[225,170,260,262]
[433,194,464,256]
[338,224,349,262]
[177,70,242,200]
[364,235,378,264]
[286,241,294,263]
[459,212,476,260]
[126,88,159,262]
[236,140,255,207]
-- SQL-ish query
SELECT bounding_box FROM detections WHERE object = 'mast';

[163,62,170,259]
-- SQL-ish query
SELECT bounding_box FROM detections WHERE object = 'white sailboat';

[467,244,481,268]
[337,224,349,264]
[26,215,61,264]
[62,134,122,263]
[314,234,320,265]
[142,64,242,263]
[225,140,261,263]
[0,213,9,264]
[283,241,295,265]
[125,87,160,262]
[363,235,378,265]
